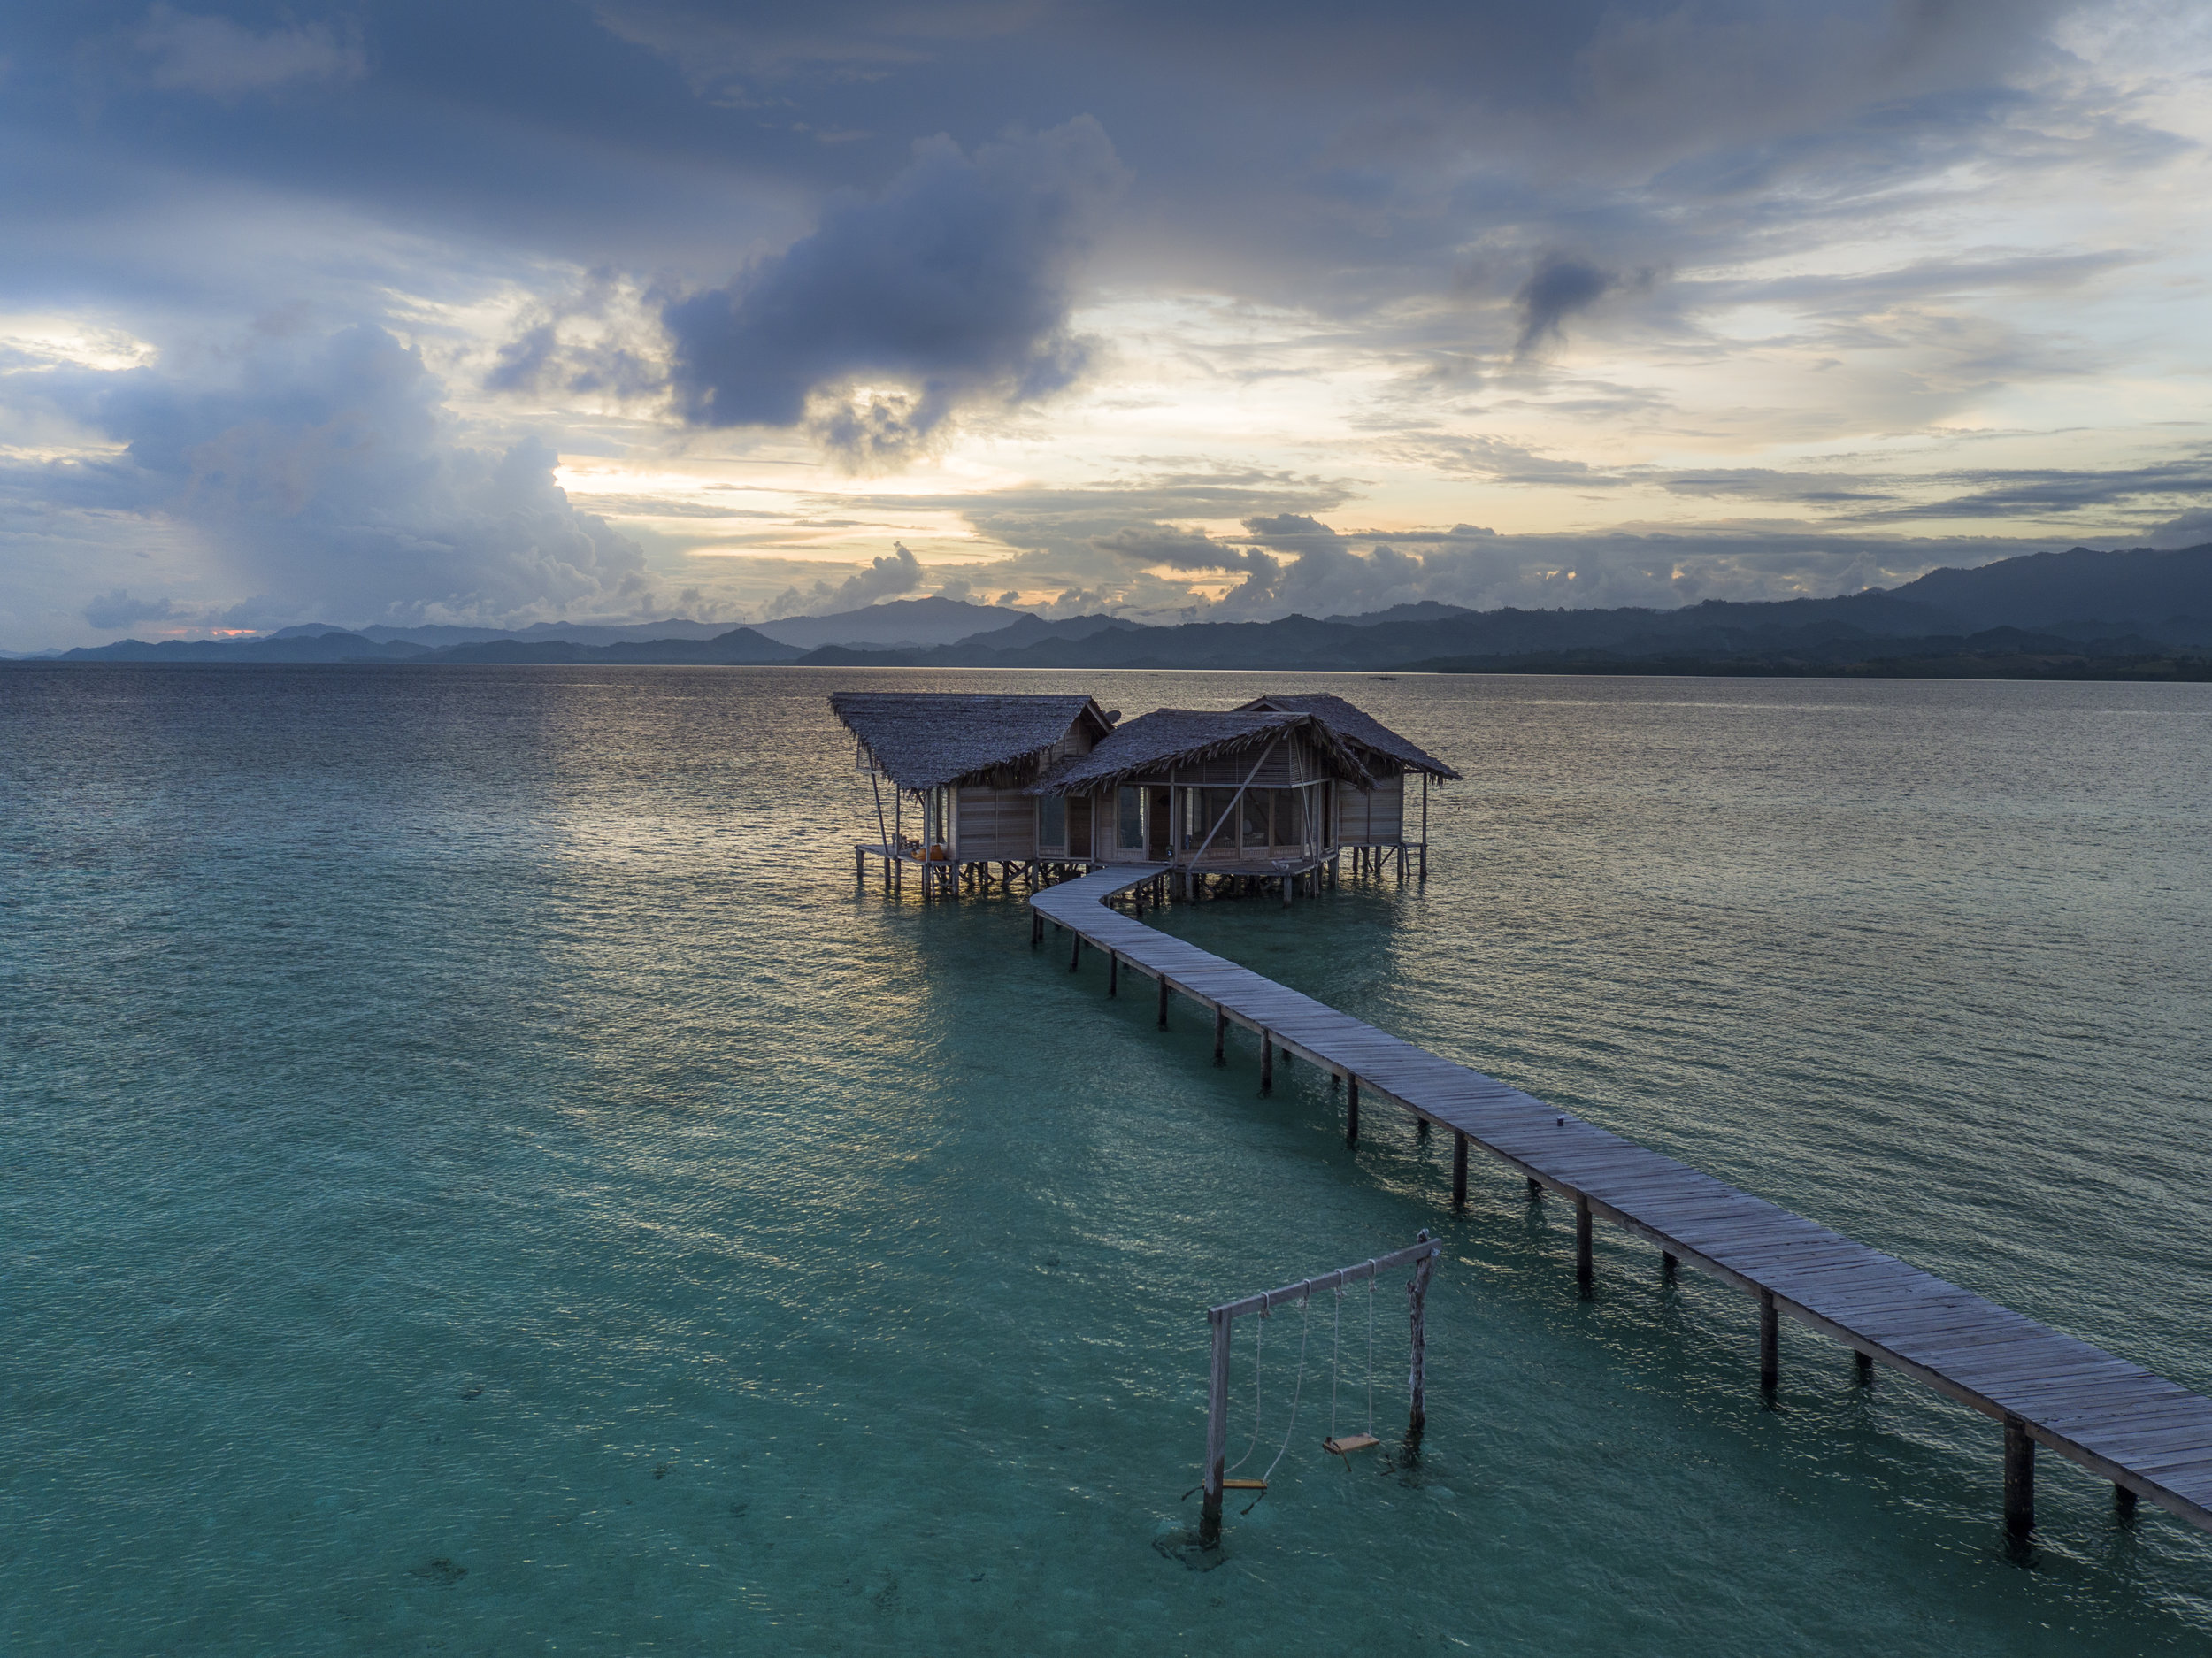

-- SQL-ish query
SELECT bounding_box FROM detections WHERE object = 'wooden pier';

[1032,864,2212,1541]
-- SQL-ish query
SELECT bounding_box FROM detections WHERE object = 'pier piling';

[1759,1292,1779,1394]
[2005,1416,2036,1539]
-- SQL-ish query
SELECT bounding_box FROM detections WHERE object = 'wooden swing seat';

[1323,1433,1379,1455]
[1222,1478,1268,1491]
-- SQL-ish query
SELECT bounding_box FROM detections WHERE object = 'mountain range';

[16,543,2212,679]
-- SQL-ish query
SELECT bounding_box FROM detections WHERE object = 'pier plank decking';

[1032,864,2212,1539]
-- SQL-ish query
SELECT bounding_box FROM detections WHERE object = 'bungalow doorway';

[1147,787,1173,859]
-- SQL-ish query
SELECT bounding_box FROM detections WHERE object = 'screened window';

[1241,790,1270,850]
[1190,789,1236,854]
[1037,794,1066,848]
[1117,786,1146,850]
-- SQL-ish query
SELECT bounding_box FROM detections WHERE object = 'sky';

[4,1,2211,649]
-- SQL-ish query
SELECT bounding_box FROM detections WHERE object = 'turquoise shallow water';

[4,664,2212,1654]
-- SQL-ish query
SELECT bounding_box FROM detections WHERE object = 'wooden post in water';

[1201,1309,1231,1547]
[1526,1176,1541,1201]
[1345,1077,1360,1147]
[1157,975,1170,1029]
[2005,1416,2036,1538]
[1662,1252,1678,1281]
[1108,951,1118,996]
[1032,910,1043,948]
[2116,1484,2139,1519]
[1406,1229,1437,1449]
[1070,933,1081,971]
[1855,1349,1874,1386]
[1759,1290,1779,1393]
[1261,1033,1274,1093]
[1452,1132,1468,1208]
[1419,775,1429,881]
[1575,1194,1594,1293]
[1213,1007,1226,1066]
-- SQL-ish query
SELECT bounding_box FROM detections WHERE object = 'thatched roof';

[1030,709,1374,794]
[829,692,1115,790]
[1234,693,1461,780]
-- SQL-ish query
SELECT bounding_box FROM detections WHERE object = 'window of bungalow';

[1194,788,1235,855]
[1240,789,1269,852]
[1037,793,1066,849]
[1117,785,1145,850]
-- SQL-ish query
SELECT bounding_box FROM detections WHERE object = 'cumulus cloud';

[663,118,1126,465]
[10,324,653,633]
[134,5,366,97]
[485,272,670,405]
[81,588,182,630]
[763,541,925,618]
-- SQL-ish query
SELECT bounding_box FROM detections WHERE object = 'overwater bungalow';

[830,690,1119,893]
[1028,707,1378,897]
[1233,694,1461,877]
[832,687,1455,898]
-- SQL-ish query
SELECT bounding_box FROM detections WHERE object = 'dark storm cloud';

[1870,457,2212,521]
[1513,255,1620,356]
[663,119,1125,461]
[7,1,2087,328]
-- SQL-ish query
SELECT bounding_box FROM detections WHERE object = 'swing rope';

[1366,1270,1377,1437]
[1224,1308,1265,1476]
[1254,1294,1313,1489]
[1324,1264,1381,1458]
[1326,1282,1343,1441]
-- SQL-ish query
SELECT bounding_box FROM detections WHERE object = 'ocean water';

[4,664,2211,1655]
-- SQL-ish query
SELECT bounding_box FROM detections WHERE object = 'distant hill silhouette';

[749,595,1036,649]
[18,541,2211,679]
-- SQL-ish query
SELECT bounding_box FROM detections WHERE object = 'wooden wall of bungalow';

[1039,725,1364,867]
[925,731,1102,863]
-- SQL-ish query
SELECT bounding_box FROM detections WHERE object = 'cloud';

[664,119,1126,464]
[484,272,670,405]
[1093,523,1257,572]
[1514,254,1618,355]
[763,540,925,618]
[7,323,655,633]
[1510,251,1661,357]
[134,5,366,98]
[2150,508,2212,549]
[81,588,181,629]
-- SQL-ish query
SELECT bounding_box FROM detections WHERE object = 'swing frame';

[1198,1231,1441,1547]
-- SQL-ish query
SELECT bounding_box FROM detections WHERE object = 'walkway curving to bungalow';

[1031,864,2212,1542]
